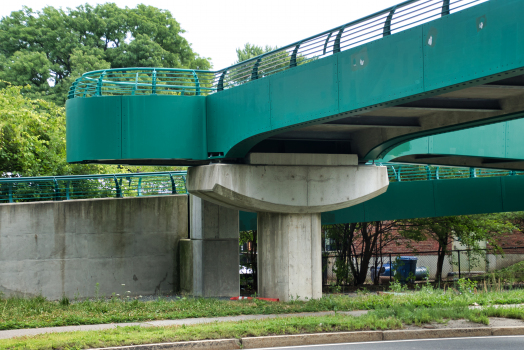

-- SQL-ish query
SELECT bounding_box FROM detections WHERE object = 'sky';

[0,0,401,69]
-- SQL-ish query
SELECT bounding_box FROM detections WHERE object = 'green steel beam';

[239,175,524,231]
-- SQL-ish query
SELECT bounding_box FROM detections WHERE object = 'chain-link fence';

[322,247,524,285]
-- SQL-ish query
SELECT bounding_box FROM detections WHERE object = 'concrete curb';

[86,326,524,350]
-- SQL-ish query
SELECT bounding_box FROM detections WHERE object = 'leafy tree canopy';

[0,3,212,105]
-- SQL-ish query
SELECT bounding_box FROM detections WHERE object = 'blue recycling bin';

[394,256,418,282]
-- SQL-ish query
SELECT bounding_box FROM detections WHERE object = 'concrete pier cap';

[186,153,389,214]
[187,154,389,302]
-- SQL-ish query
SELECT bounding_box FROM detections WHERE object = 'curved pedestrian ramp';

[66,0,524,169]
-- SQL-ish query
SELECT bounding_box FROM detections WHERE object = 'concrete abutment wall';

[0,196,188,300]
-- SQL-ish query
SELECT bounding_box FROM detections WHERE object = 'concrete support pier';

[187,153,389,301]
[180,196,239,297]
[258,212,322,301]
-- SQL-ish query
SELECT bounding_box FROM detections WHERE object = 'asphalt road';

[253,336,524,350]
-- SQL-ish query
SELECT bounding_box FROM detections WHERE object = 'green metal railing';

[0,172,186,203]
[1,162,521,204]
[68,0,488,99]
[68,68,215,99]
[381,163,524,182]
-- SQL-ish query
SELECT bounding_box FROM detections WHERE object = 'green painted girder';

[239,174,524,231]
[379,118,524,169]
[66,0,524,166]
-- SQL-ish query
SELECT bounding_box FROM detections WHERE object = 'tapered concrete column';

[187,153,390,301]
[258,212,322,301]
[180,195,239,297]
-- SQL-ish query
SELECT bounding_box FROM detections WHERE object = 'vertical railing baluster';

[132,72,138,95]
[192,71,201,96]
[383,6,396,37]
[152,69,157,95]
[323,32,333,55]
[251,58,261,80]
[169,173,177,194]
[442,0,450,17]
[96,71,106,96]
[137,177,142,196]
[289,43,301,68]
[218,71,227,92]
[333,26,345,54]
[53,178,60,201]
[8,183,13,203]
[66,181,70,200]
[114,175,122,198]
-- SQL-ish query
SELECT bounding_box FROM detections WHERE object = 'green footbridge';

[66,0,524,169]
[2,164,524,230]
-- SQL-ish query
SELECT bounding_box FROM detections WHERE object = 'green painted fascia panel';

[363,181,435,221]
[380,118,524,162]
[239,211,257,232]
[338,27,424,111]
[501,176,524,212]
[66,96,122,162]
[239,176,524,231]
[434,177,503,217]
[121,95,206,160]
[505,118,524,159]
[206,78,270,154]
[423,0,524,91]
[380,137,429,162]
[321,202,366,226]
[430,123,506,158]
[270,55,339,129]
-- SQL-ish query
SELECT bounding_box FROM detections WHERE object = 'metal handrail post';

[95,71,106,96]
[383,6,397,37]
[442,0,450,16]
[192,71,201,95]
[169,173,177,194]
[152,70,157,95]
[114,175,122,198]
[8,183,13,203]
[53,178,60,201]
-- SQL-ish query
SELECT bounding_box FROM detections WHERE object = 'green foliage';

[0,84,100,176]
[0,3,212,105]
[397,214,516,282]
[234,43,278,64]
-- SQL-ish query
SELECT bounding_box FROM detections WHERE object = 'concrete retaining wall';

[0,196,188,300]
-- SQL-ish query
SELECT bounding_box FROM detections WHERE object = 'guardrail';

[68,0,488,99]
[68,68,216,99]
[381,163,524,182]
[0,172,186,203]
[1,162,521,204]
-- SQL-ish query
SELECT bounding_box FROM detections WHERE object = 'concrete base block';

[258,212,322,302]
[180,196,239,298]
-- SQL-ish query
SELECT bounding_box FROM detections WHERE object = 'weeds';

[2,288,524,331]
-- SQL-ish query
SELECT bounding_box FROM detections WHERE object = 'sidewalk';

[2,308,524,350]
[0,310,368,340]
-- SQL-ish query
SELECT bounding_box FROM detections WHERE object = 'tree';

[397,214,515,283]
[325,221,399,286]
[0,3,211,105]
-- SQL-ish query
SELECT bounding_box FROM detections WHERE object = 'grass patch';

[0,313,402,350]
[2,288,524,330]
[3,306,524,350]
